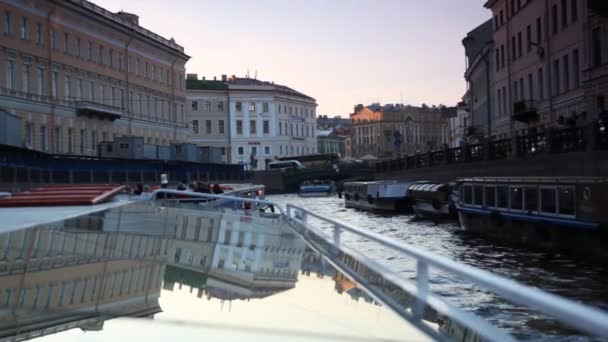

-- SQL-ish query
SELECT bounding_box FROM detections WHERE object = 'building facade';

[463,19,496,139]
[185,76,230,162]
[350,103,450,158]
[317,129,346,156]
[186,75,317,170]
[0,0,189,156]
[485,0,587,138]
[448,98,471,147]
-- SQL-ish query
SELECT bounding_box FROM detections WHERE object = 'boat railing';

[149,189,284,215]
[285,203,608,341]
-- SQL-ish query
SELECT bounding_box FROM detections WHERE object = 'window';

[237,146,244,155]
[536,17,542,44]
[524,187,538,212]
[118,53,123,71]
[500,45,505,68]
[36,22,41,44]
[52,71,58,97]
[558,187,575,215]
[571,0,577,22]
[192,100,198,110]
[51,29,56,49]
[563,54,570,91]
[236,102,242,111]
[473,186,483,206]
[136,59,140,75]
[20,16,27,39]
[99,46,104,65]
[249,102,256,112]
[89,81,95,101]
[511,36,517,60]
[496,89,501,115]
[528,73,533,100]
[236,120,243,134]
[538,67,544,99]
[63,32,69,54]
[510,186,523,210]
[64,75,71,98]
[517,31,522,58]
[109,49,114,68]
[495,48,500,71]
[462,185,472,204]
[264,146,270,155]
[251,146,257,156]
[4,11,12,34]
[204,101,211,111]
[55,126,62,153]
[554,59,560,95]
[217,101,224,111]
[263,120,269,134]
[513,80,519,101]
[540,188,557,214]
[206,120,212,134]
[144,62,148,78]
[68,128,73,153]
[25,122,32,147]
[218,120,225,134]
[250,120,257,134]
[22,63,30,93]
[263,102,269,112]
[192,120,199,133]
[485,186,496,207]
[592,28,602,67]
[152,65,156,80]
[561,0,568,29]
[573,49,580,88]
[552,5,558,35]
[37,66,44,95]
[40,125,47,151]
[500,10,504,25]
[80,129,85,154]
[526,25,531,53]
[88,41,93,61]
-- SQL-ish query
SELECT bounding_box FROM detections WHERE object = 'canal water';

[269,194,608,341]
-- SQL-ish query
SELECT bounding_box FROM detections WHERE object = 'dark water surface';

[269,194,608,341]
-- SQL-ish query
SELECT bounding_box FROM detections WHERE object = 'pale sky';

[95,0,490,117]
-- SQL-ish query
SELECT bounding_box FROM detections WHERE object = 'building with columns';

[186,75,317,169]
[0,0,189,156]
[350,103,450,159]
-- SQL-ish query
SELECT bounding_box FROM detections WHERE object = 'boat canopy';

[408,183,449,202]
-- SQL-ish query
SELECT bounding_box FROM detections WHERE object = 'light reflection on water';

[270,194,608,341]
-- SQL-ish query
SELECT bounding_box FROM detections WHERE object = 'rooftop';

[227,77,315,101]
[186,79,229,91]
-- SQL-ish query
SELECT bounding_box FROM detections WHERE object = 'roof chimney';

[230,75,236,81]
[202,76,206,80]
[115,11,139,25]
[214,76,217,81]
[354,104,364,113]
[221,74,227,82]
[186,73,198,80]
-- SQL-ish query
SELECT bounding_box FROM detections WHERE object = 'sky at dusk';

[95,0,490,116]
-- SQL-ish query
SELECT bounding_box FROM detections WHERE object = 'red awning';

[0,185,126,207]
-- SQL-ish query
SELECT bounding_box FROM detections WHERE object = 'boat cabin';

[457,177,608,227]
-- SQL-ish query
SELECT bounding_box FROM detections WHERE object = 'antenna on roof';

[246,68,250,78]
[254,69,258,80]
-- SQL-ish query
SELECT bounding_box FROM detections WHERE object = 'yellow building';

[0,0,189,155]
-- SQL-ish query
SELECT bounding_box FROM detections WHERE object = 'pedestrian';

[212,184,224,194]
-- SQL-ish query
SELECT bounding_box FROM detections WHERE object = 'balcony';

[589,0,608,17]
[76,101,123,121]
[513,100,538,123]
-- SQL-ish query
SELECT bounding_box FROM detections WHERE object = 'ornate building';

[0,0,189,156]
[350,103,450,158]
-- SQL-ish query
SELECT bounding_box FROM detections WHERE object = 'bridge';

[373,121,608,182]
[253,166,374,193]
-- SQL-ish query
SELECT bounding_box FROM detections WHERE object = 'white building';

[186,75,317,170]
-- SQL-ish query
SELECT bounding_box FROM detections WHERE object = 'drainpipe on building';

[545,0,554,124]
[226,89,232,163]
[170,58,178,142]
[124,34,134,136]
[506,0,514,139]
[46,3,57,154]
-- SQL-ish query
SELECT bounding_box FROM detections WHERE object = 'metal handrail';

[285,204,608,340]
[150,189,284,216]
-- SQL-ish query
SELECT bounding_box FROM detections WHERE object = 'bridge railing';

[375,121,608,172]
[285,203,608,341]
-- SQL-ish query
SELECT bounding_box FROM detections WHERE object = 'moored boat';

[342,180,415,212]
[298,180,336,197]
[456,177,608,261]
[409,182,457,220]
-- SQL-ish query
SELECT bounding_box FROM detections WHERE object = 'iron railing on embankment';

[375,122,606,173]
